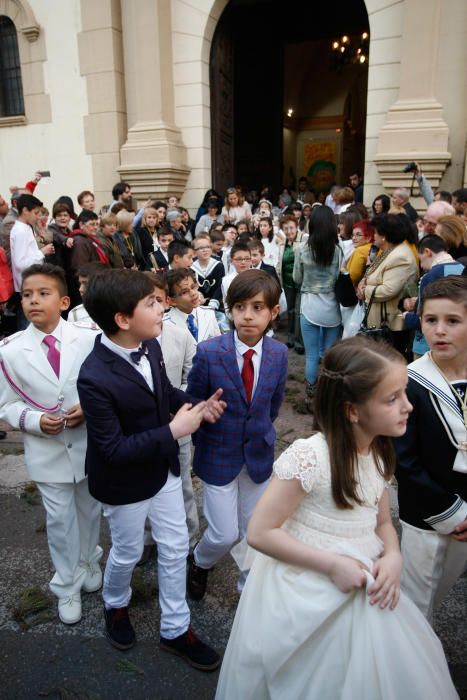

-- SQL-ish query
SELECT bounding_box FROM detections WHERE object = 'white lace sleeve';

[273,438,320,493]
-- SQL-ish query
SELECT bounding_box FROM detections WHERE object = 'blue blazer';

[187,331,288,486]
[77,335,193,505]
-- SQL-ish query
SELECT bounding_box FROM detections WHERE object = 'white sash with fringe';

[408,353,467,473]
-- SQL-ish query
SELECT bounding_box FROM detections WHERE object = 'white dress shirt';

[101,334,154,391]
[234,330,263,400]
[29,318,63,358]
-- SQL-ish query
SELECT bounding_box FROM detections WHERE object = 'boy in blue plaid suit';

[187,269,288,598]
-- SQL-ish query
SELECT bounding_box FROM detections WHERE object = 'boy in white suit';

[0,263,101,625]
[166,268,220,342]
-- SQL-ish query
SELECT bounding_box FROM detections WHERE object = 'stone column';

[375,0,450,203]
[118,0,189,201]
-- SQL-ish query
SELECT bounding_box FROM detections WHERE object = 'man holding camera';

[392,185,418,223]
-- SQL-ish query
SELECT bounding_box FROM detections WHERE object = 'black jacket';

[78,336,198,505]
[394,378,466,530]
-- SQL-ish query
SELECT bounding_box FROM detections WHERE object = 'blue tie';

[187,313,198,341]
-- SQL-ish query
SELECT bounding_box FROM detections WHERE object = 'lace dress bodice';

[274,432,387,561]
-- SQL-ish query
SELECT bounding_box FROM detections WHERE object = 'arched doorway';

[210,0,369,197]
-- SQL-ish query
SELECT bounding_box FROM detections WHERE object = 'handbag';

[357,288,393,343]
[335,246,358,307]
[335,271,358,307]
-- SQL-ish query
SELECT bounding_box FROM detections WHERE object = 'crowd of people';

[0,167,466,697]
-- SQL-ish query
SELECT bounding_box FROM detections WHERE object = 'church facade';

[0,0,465,212]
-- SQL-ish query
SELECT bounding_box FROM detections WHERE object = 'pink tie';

[43,335,60,378]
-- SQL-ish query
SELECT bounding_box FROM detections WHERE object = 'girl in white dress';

[216,336,458,700]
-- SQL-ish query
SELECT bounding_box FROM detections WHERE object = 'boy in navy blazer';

[77,269,225,670]
[187,269,288,599]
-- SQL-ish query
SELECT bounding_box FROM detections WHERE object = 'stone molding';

[0,0,50,124]
[0,0,40,41]
[118,0,190,203]
[0,114,26,128]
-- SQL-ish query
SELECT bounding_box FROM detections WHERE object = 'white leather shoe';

[82,563,103,593]
[58,593,82,625]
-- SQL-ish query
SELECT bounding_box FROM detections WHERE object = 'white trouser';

[102,472,190,639]
[36,478,102,600]
[194,467,269,589]
[401,521,467,621]
[143,440,199,549]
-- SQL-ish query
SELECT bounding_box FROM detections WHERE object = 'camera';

[403,161,417,173]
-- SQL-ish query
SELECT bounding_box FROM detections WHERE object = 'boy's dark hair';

[167,268,197,297]
[157,228,174,240]
[111,182,130,200]
[248,239,264,255]
[77,190,94,205]
[21,263,68,296]
[144,271,168,294]
[17,194,42,214]
[420,275,467,315]
[84,269,156,335]
[122,255,136,269]
[435,190,452,204]
[77,209,98,225]
[230,242,250,259]
[209,230,225,243]
[452,188,467,204]
[167,239,193,264]
[226,269,280,313]
[417,234,447,254]
[78,261,108,278]
[222,223,237,234]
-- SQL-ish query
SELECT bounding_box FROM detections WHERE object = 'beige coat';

[364,243,418,330]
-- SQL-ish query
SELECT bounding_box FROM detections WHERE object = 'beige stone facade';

[0,0,466,212]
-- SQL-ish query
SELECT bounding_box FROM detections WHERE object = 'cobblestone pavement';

[0,336,465,699]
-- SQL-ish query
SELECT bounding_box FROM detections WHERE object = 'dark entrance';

[210,0,369,196]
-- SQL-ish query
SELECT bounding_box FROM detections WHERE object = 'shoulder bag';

[357,287,393,343]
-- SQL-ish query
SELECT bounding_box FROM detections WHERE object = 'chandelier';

[330,32,369,72]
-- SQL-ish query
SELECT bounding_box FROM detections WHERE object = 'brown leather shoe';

[187,553,209,601]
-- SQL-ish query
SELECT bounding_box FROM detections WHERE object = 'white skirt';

[216,552,458,700]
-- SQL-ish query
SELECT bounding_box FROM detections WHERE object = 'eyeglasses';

[194,245,212,252]
[232,257,251,263]
[173,286,199,298]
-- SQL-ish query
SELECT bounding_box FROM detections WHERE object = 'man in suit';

[292,176,315,205]
[166,268,220,343]
[77,268,225,669]
[186,270,288,599]
[0,263,102,625]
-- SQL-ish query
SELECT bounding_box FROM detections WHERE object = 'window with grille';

[0,16,25,117]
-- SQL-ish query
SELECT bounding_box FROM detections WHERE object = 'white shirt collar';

[29,317,64,344]
[234,329,263,356]
[100,333,142,362]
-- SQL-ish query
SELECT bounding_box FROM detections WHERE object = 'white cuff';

[424,496,467,534]
[24,410,46,436]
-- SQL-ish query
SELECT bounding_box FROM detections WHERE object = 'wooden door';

[210,19,234,194]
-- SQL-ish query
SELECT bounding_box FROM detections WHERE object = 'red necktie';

[241,349,255,402]
[43,335,60,378]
